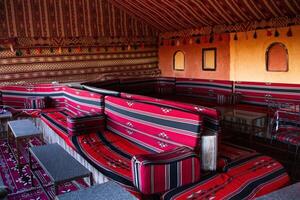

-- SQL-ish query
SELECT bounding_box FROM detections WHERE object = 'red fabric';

[218,142,257,170]
[132,147,201,195]
[162,155,290,200]
[105,96,202,151]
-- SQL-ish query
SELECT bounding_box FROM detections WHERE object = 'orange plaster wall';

[230,25,300,83]
[158,34,230,80]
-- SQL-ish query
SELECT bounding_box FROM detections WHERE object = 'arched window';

[173,51,185,71]
[266,43,288,72]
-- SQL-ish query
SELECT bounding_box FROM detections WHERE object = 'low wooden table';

[56,181,136,200]
[29,143,93,199]
[223,109,267,141]
[7,119,42,172]
[0,111,12,138]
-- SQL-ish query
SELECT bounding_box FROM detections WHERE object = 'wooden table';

[7,119,42,172]
[0,111,12,138]
[29,143,93,199]
[223,109,267,141]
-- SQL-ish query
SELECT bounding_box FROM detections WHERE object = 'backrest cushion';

[24,97,46,109]
[175,78,233,100]
[62,87,103,115]
[235,81,300,107]
[104,96,202,152]
[156,77,176,95]
[82,85,120,97]
[121,92,221,135]
[84,79,120,91]
[120,78,157,95]
[132,146,201,194]
[0,84,64,109]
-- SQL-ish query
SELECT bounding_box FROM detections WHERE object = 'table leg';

[54,183,58,195]
[29,150,34,187]
[89,173,93,186]
[16,138,21,173]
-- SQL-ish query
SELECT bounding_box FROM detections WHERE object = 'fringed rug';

[0,137,87,200]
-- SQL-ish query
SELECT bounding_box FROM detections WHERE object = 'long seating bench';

[0,82,292,199]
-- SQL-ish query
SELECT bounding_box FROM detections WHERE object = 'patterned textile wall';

[0,0,160,85]
[0,0,158,38]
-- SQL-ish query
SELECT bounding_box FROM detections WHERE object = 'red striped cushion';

[235,81,300,106]
[62,87,103,115]
[156,77,176,95]
[132,147,201,194]
[162,155,290,200]
[120,92,220,135]
[120,78,157,95]
[24,97,46,109]
[67,114,105,136]
[104,96,202,151]
[175,78,233,98]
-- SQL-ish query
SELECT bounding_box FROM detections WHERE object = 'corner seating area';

[0,79,296,199]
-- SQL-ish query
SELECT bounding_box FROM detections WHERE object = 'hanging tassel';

[253,31,257,39]
[16,49,22,56]
[266,29,272,37]
[160,38,164,46]
[287,27,293,37]
[233,33,238,41]
[176,39,180,46]
[171,39,175,46]
[140,42,145,49]
[127,44,131,50]
[209,34,214,43]
[195,35,201,44]
[189,37,193,44]
[58,47,62,54]
[218,34,223,41]
[50,47,54,53]
[76,47,81,53]
[36,48,42,54]
[274,29,280,37]
[245,32,248,40]
[26,48,30,55]
[68,47,72,52]
[9,43,14,53]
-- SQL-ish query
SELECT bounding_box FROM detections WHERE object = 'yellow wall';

[230,25,300,83]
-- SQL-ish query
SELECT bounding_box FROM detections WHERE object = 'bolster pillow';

[67,114,105,136]
[132,146,201,195]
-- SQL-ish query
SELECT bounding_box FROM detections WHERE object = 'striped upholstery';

[120,77,157,95]
[0,84,64,109]
[67,114,105,136]
[0,84,104,138]
[235,81,300,107]
[24,97,46,109]
[121,92,221,135]
[105,96,203,152]
[82,85,120,96]
[272,110,300,146]
[175,78,233,104]
[162,154,290,200]
[156,77,176,95]
[132,147,201,194]
[218,142,257,170]
[84,79,121,91]
[42,86,104,137]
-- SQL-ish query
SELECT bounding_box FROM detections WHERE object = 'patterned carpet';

[0,137,87,200]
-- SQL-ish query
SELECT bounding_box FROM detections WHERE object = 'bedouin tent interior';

[0,0,300,199]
